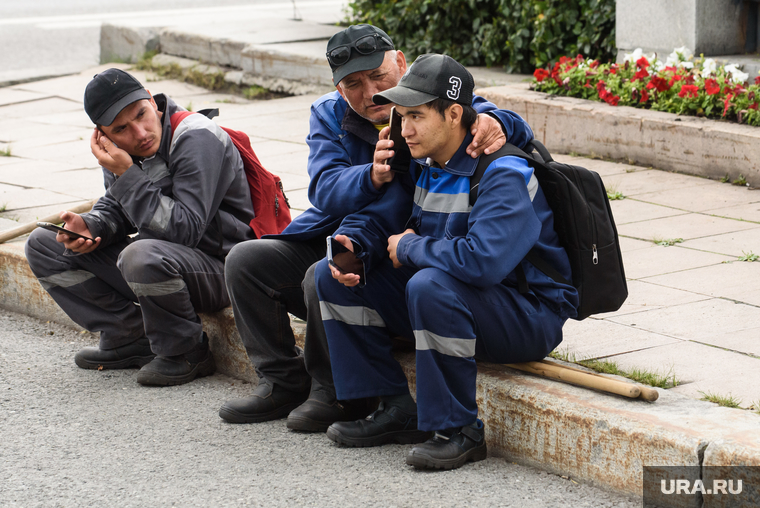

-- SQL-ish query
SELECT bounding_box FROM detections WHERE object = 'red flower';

[646,77,670,92]
[636,56,650,69]
[596,80,606,92]
[605,94,620,106]
[534,69,550,82]
[755,76,760,85]
[633,68,650,82]
[610,64,618,74]
[705,78,720,95]
[590,60,600,69]
[723,93,734,116]
[678,85,699,98]
[750,102,759,110]
[669,74,683,86]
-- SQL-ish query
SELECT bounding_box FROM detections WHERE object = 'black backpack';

[470,139,627,320]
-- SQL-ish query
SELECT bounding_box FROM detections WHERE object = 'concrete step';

[2,239,759,505]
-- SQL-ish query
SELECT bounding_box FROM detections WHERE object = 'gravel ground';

[0,308,640,508]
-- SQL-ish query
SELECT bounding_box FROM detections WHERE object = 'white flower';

[725,64,749,83]
[624,48,643,63]
[665,46,694,68]
[702,58,717,74]
[672,46,693,60]
[653,60,666,72]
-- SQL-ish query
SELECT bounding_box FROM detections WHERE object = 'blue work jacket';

[337,133,579,320]
[273,91,534,242]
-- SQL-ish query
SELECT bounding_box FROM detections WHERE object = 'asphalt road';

[0,307,640,507]
[0,0,316,85]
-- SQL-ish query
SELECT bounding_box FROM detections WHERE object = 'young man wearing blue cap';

[315,54,579,469]
[219,24,536,433]
[25,68,256,386]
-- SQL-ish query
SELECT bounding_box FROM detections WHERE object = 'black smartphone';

[326,236,365,287]
[36,222,95,242]
[385,106,411,173]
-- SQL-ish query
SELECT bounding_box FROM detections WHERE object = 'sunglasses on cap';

[326,33,394,67]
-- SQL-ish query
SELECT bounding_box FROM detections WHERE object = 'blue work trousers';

[315,258,566,431]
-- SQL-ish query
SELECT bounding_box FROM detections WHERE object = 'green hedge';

[345,0,616,73]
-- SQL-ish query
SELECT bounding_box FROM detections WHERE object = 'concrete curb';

[3,241,759,504]
[478,84,760,187]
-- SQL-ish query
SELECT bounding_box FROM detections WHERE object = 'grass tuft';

[134,52,286,101]
[549,350,679,388]
[739,250,759,262]
[0,145,12,157]
[732,174,748,186]
[699,391,742,408]
[654,237,684,247]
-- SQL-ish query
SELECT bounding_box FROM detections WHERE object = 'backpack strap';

[469,140,570,291]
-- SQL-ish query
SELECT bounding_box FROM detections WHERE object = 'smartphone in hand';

[326,236,366,287]
[385,106,411,174]
[37,222,95,242]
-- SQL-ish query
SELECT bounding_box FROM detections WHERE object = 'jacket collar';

[413,132,478,177]
[341,103,381,146]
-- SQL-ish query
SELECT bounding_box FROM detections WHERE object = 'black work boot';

[406,420,487,470]
[74,337,155,370]
[325,402,430,447]
[219,381,309,423]
[135,333,216,386]
[286,388,379,433]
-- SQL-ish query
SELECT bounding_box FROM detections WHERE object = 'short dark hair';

[427,98,477,131]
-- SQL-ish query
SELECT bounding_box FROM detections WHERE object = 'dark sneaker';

[219,381,309,423]
[135,333,216,386]
[325,402,430,447]
[406,420,487,470]
[74,337,155,370]
[286,389,379,433]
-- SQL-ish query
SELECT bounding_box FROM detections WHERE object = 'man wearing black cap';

[219,25,535,432]
[25,68,256,386]
[314,54,578,470]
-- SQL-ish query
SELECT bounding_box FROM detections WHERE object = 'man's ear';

[335,82,347,101]
[395,50,407,75]
[146,90,158,110]
[447,104,463,128]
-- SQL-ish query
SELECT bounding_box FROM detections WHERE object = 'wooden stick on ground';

[508,359,659,401]
[0,199,97,245]
[538,358,659,401]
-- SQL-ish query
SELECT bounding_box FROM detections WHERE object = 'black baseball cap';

[372,54,474,107]
[84,68,151,126]
[326,24,395,85]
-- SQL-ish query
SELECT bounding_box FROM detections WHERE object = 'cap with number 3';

[372,54,474,108]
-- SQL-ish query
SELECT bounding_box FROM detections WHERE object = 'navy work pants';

[315,258,566,431]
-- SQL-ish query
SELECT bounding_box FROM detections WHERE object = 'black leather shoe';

[406,420,487,470]
[325,402,430,447]
[74,337,155,370]
[219,381,309,423]
[135,333,216,386]
[286,390,379,433]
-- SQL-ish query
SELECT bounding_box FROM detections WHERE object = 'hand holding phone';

[326,235,366,287]
[385,106,411,173]
[37,222,95,242]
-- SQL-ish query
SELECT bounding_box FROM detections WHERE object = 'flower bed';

[532,48,760,127]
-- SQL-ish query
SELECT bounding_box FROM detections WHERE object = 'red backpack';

[170,110,291,238]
